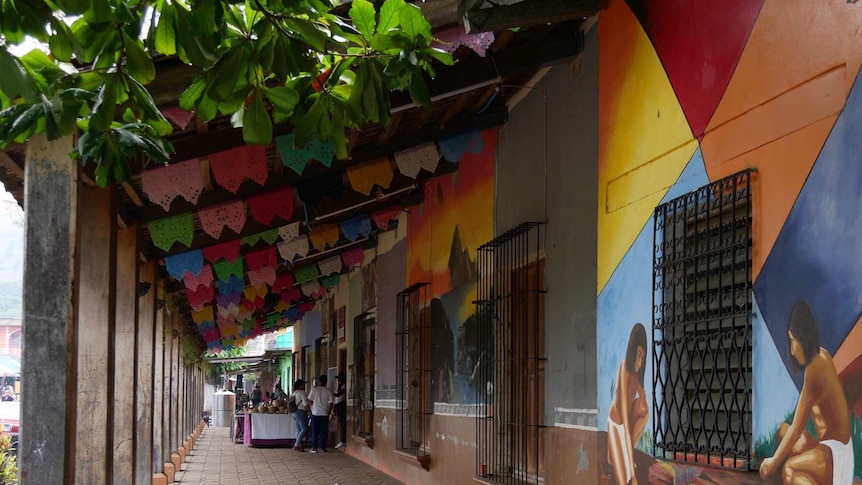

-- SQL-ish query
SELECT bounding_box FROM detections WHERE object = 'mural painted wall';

[597,0,862,483]
[406,129,496,404]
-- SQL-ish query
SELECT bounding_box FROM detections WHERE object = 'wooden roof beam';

[375,111,403,146]
[466,0,607,33]
[0,151,24,178]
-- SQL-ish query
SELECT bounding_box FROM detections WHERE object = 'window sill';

[473,476,533,485]
[393,448,431,471]
[352,434,374,449]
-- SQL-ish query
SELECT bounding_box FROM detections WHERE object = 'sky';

[0,182,24,318]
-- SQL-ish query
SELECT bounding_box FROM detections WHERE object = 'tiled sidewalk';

[176,427,404,485]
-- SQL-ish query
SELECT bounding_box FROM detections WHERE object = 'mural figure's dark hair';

[788,300,820,373]
[625,323,648,386]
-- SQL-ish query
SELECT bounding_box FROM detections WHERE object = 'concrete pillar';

[20,134,77,484]
[113,222,137,485]
[135,261,156,485]
[74,185,115,484]
[152,281,166,481]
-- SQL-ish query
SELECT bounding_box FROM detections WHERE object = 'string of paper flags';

[165,223,372,354]
[141,126,483,216]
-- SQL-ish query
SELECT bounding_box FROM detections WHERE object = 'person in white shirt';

[333,373,347,449]
[290,379,310,451]
[306,374,335,453]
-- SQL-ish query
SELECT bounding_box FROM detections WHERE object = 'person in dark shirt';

[251,385,263,407]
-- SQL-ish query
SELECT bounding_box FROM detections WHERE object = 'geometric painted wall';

[597,0,862,482]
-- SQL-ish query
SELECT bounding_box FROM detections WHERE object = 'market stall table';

[243,412,296,447]
[232,412,245,443]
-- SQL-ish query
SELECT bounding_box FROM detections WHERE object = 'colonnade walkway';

[176,427,405,485]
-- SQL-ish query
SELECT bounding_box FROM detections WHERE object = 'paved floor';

[176,427,404,485]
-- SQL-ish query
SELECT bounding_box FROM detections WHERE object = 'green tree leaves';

[243,89,272,145]
[349,0,376,39]
[0,0,452,187]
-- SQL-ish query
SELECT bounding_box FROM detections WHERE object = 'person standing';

[290,379,310,452]
[251,385,263,407]
[306,374,335,453]
[333,373,347,449]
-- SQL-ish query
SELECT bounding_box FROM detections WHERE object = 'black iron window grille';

[352,311,376,441]
[396,283,432,458]
[314,337,323,378]
[301,345,310,383]
[476,222,546,485]
[652,170,753,469]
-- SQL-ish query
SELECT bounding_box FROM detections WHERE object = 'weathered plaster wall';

[349,409,477,485]
[376,239,405,390]
[495,28,600,483]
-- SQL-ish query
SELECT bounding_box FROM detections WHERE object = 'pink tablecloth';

[243,413,252,446]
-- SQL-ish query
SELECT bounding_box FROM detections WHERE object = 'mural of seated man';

[608,323,648,485]
[760,300,853,484]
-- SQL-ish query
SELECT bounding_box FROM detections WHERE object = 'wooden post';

[135,261,156,485]
[113,222,137,485]
[74,185,116,484]
[164,319,176,477]
[169,334,181,470]
[20,134,77,484]
[152,281,167,481]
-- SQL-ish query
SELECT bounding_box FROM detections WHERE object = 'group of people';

[232,374,346,453]
[288,373,347,453]
[234,384,286,412]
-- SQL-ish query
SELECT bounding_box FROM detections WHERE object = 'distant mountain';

[0,191,23,318]
[447,225,476,288]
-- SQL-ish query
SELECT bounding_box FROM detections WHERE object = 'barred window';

[652,170,753,469]
[476,222,545,484]
[352,311,376,442]
[301,345,310,383]
[396,283,432,465]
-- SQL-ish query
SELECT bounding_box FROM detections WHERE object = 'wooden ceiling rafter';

[0,151,24,178]
[121,181,146,208]
[374,111,404,146]
[347,128,361,152]
[439,91,474,127]
[199,157,215,192]
[408,109,434,133]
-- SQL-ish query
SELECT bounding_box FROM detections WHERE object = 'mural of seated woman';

[608,323,648,485]
[760,300,853,484]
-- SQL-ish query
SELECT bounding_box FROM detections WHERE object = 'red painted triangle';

[625,0,764,137]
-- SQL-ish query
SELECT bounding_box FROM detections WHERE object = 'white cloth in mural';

[821,439,854,485]
[393,142,440,179]
[278,222,300,242]
[277,235,310,261]
[317,256,342,276]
